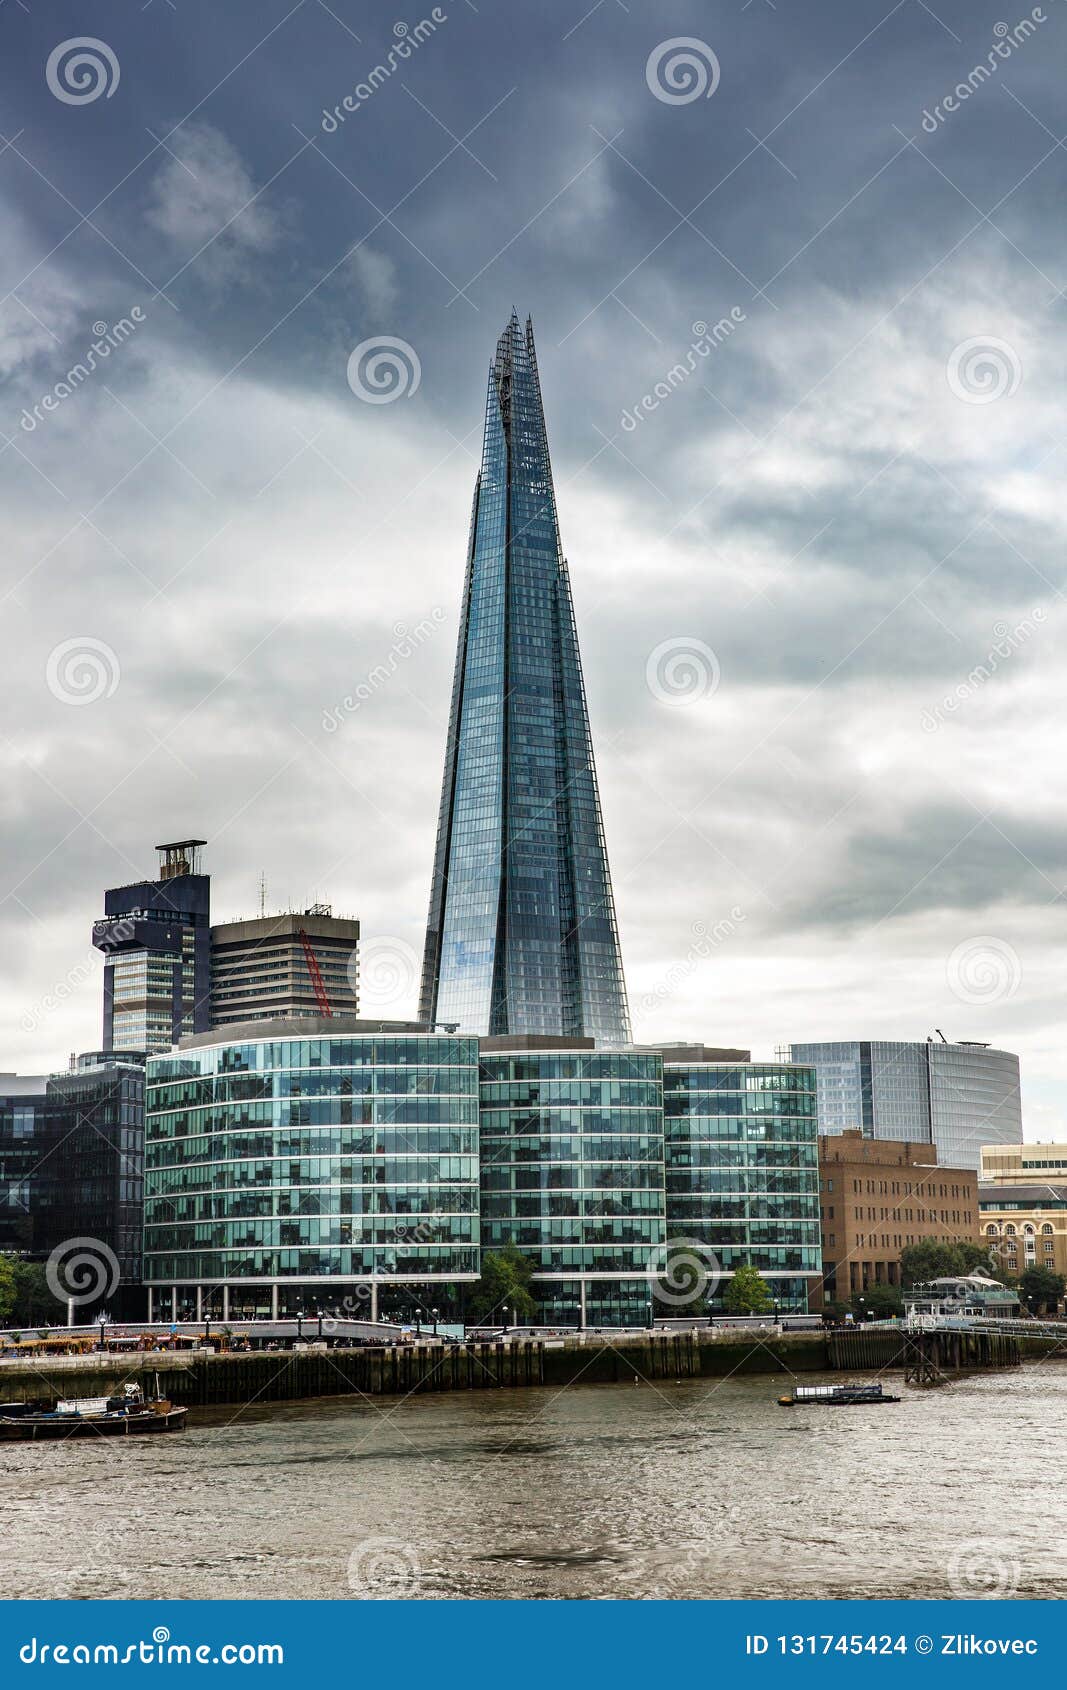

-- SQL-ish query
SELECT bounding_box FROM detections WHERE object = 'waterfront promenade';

[0,1322,1032,1408]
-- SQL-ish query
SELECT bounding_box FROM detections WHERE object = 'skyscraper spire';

[420,314,631,1042]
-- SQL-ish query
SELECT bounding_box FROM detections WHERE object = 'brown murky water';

[2,1366,1064,1600]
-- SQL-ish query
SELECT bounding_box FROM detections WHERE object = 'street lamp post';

[98,1316,106,1354]
[431,1307,439,1337]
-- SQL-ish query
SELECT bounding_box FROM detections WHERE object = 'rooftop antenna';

[258,871,267,919]
[935,1028,948,1043]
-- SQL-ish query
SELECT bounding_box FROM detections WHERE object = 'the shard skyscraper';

[419,313,631,1043]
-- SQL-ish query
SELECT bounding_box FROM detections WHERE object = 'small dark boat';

[778,1382,900,1407]
[0,1382,187,1440]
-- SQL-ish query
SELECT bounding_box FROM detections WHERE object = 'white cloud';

[145,123,280,280]
[348,247,399,314]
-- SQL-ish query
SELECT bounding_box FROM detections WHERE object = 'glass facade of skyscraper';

[479,1042,665,1326]
[663,1057,821,1311]
[789,1039,1022,1174]
[143,1022,480,1322]
[421,313,630,1044]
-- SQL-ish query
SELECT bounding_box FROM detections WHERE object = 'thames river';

[2,1367,1064,1601]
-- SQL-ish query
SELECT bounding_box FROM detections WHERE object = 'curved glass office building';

[479,1039,666,1326]
[143,1018,480,1322]
[663,1051,821,1311]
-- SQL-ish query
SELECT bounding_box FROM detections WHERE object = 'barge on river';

[778,1382,900,1407]
[0,1382,187,1440]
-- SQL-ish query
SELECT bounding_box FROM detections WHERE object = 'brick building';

[816,1129,978,1307]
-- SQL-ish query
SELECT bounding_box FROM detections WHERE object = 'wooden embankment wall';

[0,1325,1025,1410]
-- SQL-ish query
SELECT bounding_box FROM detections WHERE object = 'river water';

[2,1366,1064,1601]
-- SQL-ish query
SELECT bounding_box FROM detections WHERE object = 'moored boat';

[0,1381,187,1440]
[778,1382,900,1407]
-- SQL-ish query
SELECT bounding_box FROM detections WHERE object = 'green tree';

[0,1257,67,1328]
[1019,1265,1065,1314]
[0,1255,16,1325]
[853,1283,903,1319]
[724,1263,773,1315]
[467,1244,539,1324]
[12,1261,63,1326]
[899,1240,1001,1287]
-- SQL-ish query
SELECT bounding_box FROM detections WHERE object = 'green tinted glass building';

[143,1018,480,1322]
[662,1048,821,1311]
[479,1038,666,1326]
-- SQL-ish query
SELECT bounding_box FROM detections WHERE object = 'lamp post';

[97,1316,106,1354]
[296,1310,303,1343]
[431,1306,439,1337]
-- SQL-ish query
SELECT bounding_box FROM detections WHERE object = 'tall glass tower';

[420,313,630,1043]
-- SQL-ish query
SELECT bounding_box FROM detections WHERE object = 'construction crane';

[298,927,333,1018]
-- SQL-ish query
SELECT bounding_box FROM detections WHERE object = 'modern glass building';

[143,1018,480,1322]
[0,1052,145,1311]
[788,1039,1022,1173]
[93,841,212,1054]
[663,1049,821,1311]
[478,1038,665,1326]
[420,312,631,1045]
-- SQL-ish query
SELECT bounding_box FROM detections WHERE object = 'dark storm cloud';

[1,0,1065,1121]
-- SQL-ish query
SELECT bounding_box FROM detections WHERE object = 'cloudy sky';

[2,1,1065,1134]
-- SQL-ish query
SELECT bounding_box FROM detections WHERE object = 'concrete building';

[92,840,211,1054]
[210,908,360,1026]
[789,1038,1022,1173]
[816,1129,978,1306]
[980,1142,1067,1184]
[0,1052,145,1311]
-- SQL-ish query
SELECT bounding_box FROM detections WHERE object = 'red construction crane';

[298,927,333,1018]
